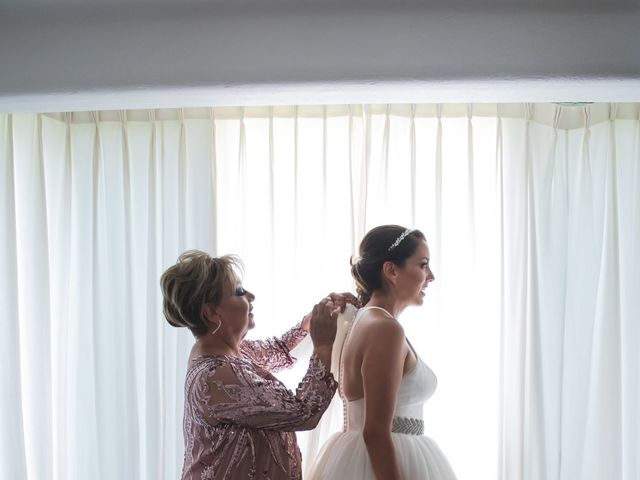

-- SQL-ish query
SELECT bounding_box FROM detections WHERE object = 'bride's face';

[395,240,434,306]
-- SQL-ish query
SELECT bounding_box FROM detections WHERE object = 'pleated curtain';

[0,104,638,480]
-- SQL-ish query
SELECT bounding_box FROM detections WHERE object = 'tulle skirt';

[307,430,457,480]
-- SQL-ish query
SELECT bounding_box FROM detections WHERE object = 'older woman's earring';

[211,322,222,336]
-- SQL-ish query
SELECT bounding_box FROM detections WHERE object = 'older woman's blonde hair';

[160,250,243,337]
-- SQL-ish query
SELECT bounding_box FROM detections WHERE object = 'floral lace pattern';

[240,322,308,373]
[181,324,337,480]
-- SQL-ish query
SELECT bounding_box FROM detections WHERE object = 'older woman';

[160,250,354,480]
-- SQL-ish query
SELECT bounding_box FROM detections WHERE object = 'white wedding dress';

[307,305,458,480]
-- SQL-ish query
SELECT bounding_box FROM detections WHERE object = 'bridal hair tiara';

[388,229,413,252]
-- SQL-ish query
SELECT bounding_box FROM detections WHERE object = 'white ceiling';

[1,0,639,110]
[1,0,638,9]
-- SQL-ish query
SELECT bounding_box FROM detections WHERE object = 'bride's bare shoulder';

[355,309,405,345]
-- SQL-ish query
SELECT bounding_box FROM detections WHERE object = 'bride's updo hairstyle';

[350,225,426,306]
[160,250,243,337]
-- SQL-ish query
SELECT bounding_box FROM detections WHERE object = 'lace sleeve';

[192,354,337,432]
[240,321,308,372]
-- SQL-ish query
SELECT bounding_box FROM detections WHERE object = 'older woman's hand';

[309,298,339,349]
[326,292,360,312]
[302,292,359,331]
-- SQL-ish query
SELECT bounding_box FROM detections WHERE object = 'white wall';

[1,3,639,111]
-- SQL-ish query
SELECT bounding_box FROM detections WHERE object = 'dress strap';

[406,337,419,360]
[359,305,395,319]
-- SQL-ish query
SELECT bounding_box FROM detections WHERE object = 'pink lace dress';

[182,324,337,480]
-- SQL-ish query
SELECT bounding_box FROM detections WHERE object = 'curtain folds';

[0,104,638,480]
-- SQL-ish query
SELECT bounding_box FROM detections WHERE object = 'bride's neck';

[367,292,406,319]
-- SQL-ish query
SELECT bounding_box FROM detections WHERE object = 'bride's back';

[341,306,416,402]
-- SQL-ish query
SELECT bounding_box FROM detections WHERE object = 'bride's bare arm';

[361,317,406,480]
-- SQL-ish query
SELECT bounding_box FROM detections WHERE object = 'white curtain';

[498,106,640,480]
[1,104,638,480]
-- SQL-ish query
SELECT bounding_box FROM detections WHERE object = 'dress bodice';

[341,306,437,432]
[308,307,459,479]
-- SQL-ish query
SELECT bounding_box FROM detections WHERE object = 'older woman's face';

[215,285,256,335]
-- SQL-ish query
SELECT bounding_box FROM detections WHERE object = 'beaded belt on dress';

[391,416,424,435]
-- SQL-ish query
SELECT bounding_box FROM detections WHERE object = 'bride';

[308,225,457,480]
